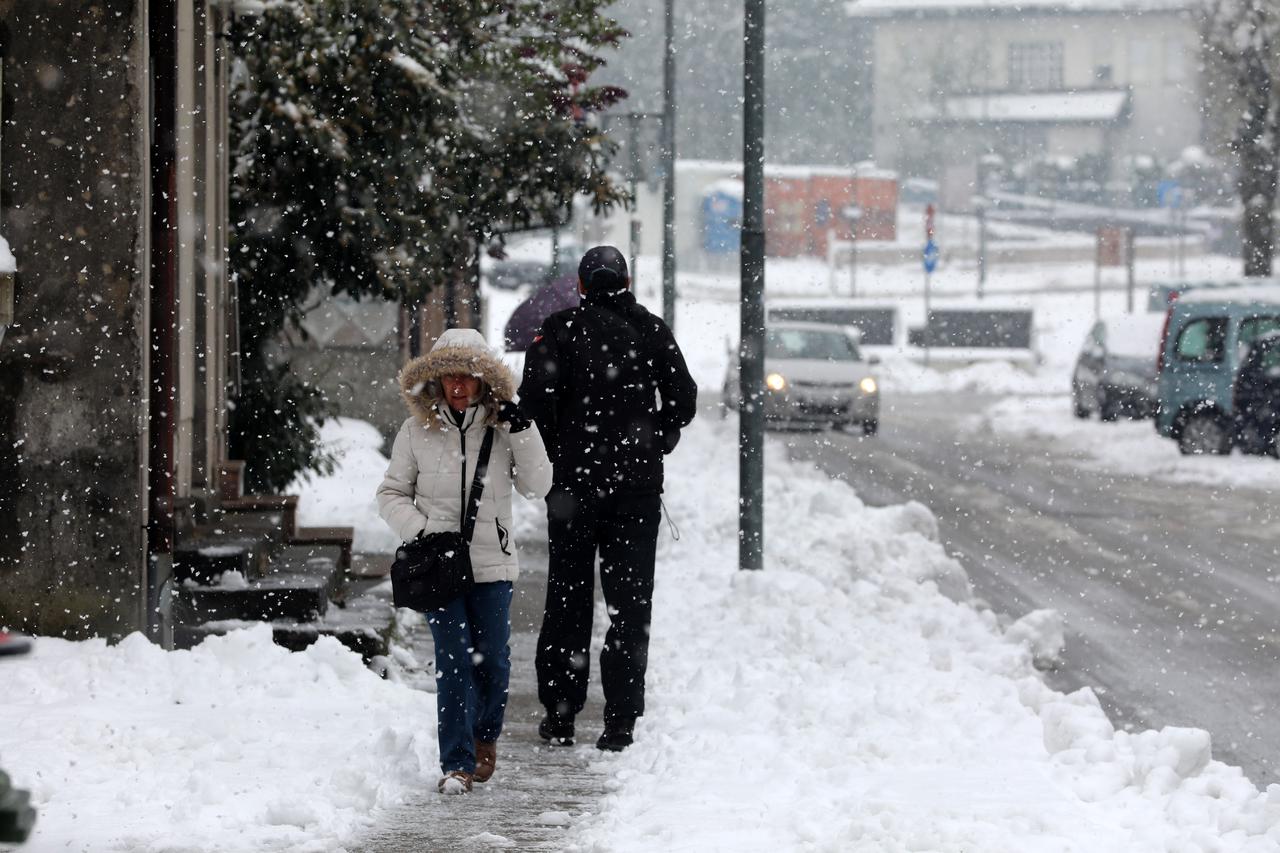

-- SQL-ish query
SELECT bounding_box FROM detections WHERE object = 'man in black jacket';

[519,245,697,751]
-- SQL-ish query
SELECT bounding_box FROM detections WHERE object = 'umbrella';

[504,274,580,351]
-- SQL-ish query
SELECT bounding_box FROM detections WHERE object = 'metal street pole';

[628,114,641,282]
[976,156,988,299]
[976,202,987,299]
[923,269,931,367]
[739,0,765,572]
[850,231,857,297]
[551,221,561,279]
[1126,226,1136,313]
[662,0,677,330]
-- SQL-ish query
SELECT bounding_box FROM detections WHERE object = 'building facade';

[0,0,233,638]
[850,0,1204,201]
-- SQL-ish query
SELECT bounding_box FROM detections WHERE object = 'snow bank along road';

[790,392,1280,787]
[7,412,1280,851]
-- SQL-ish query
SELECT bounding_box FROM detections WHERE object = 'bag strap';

[460,426,495,543]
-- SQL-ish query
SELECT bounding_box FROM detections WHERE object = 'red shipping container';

[852,175,898,242]
[809,173,857,257]
[764,176,811,258]
[755,168,898,258]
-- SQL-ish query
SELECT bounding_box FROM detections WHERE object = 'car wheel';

[863,419,878,437]
[1098,390,1120,422]
[1178,412,1231,456]
[1072,390,1090,419]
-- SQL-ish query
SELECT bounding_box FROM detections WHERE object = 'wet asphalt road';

[786,393,1280,786]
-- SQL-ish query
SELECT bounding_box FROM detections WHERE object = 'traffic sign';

[1157,180,1184,209]
[923,239,939,273]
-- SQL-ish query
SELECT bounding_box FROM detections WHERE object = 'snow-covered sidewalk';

[5,415,1278,851]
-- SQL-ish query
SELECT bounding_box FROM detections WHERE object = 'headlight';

[859,377,878,394]
[765,372,787,392]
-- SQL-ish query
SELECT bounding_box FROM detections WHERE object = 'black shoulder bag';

[390,426,495,611]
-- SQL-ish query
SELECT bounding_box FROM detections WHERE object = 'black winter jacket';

[518,289,698,496]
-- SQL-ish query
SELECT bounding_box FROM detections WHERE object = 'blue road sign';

[923,239,939,273]
[1157,180,1183,209]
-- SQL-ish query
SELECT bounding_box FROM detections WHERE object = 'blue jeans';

[426,581,513,774]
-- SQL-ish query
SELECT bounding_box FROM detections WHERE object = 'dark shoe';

[596,718,635,752]
[538,712,575,746]
[473,740,497,783]
[437,770,473,794]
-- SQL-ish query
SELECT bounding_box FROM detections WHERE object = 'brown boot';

[474,741,497,783]
[437,770,473,795]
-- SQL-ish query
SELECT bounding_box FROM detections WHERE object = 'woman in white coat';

[377,328,552,794]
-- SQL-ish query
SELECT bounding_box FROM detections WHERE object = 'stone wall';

[0,0,148,637]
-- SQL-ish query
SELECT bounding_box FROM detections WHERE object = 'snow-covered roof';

[921,90,1129,124]
[677,160,899,182]
[705,178,744,200]
[847,0,1196,17]
[1177,283,1280,306]
[1100,313,1167,358]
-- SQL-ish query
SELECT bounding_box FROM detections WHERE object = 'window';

[1164,38,1187,83]
[1093,37,1115,85]
[1007,42,1063,91]
[1254,341,1280,377]
[1175,318,1228,363]
[1128,38,1155,85]
[767,329,861,362]
[1239,316,1280,349]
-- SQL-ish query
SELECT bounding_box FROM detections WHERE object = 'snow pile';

[3,625,435,852]
[874,354,1058,395]
[0,235,16,274]
[1006,608,1067,670]
[567,416,1280,851]
[290,416,400,553]
[971,396,1280,491]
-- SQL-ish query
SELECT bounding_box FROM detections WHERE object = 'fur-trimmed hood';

[398,328,516,426]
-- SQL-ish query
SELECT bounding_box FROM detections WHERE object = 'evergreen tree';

[1204,0,1280,277]
[228,1,628,491]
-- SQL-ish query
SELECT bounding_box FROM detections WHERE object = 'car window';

[767,329,860,361]
[1239,316,1280,348]
[1175,317,1227,364]
[1252,342,1280,377]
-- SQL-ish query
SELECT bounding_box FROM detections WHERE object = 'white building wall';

[868,10,1202,174]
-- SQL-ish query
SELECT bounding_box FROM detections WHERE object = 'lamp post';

[976,153,1002,300]
[603,111,664,296]
[975,195,987,300]
[662,0,677,330]
[739,0,765,572]
[843,204,863,298]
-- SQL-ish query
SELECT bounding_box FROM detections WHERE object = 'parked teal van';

[1155,284,1280,454]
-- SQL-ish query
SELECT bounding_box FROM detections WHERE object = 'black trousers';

[536,487,661,722]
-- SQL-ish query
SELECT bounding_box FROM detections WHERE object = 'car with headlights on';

[722,322,880,434]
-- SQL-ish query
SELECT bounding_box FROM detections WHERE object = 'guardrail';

[907,309,1035,350]
[767,305,897,346]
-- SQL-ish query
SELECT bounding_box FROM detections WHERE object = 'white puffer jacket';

[376,329,552,584]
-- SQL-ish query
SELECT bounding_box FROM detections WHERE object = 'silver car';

[723,322,881,434]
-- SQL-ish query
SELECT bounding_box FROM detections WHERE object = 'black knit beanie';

[578,245,630,293]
